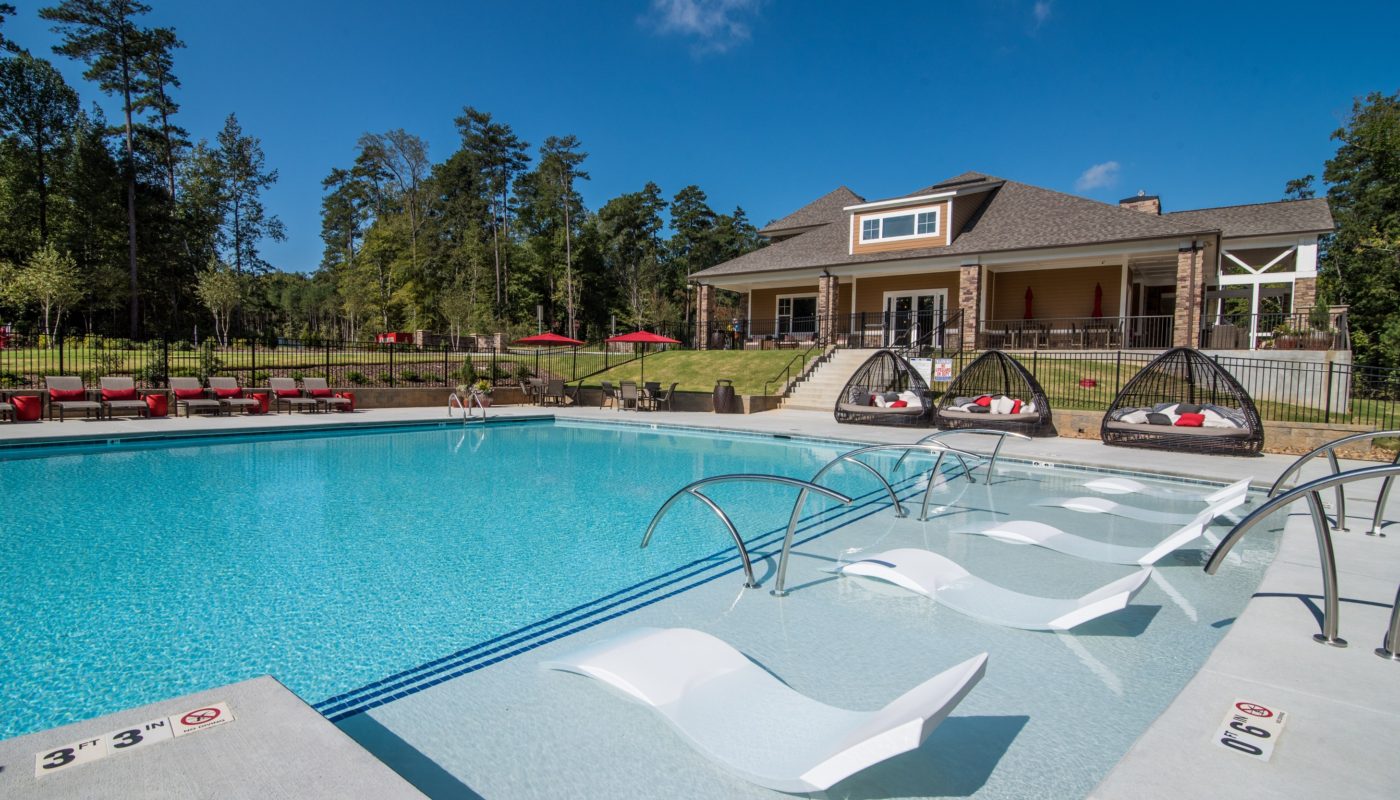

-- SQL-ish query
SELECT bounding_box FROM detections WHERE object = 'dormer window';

[858,206,941,243]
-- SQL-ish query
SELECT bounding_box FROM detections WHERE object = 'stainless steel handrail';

[642,475,853,589]
[1378,584,1400,661]
[1268,430,1400,535]
[770,443,979,597]
[1206,463,1400,648]
[447,392,466,419]
[892,429,1030,479]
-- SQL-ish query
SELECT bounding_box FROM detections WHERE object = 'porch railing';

[976,316,1172,350]
[703,310,964,354]
[1198,308,1349,351]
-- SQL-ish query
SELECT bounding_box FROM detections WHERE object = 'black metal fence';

[933,350,1400,428]
[0,333,640,391]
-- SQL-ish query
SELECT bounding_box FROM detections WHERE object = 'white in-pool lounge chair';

[543,627,987,794]
[836,549,1151,630]
[954,506,1217,566]
[1082,476,1252,503]
[1031,482,1247,525]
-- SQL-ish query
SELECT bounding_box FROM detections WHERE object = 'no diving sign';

[1214,699,1286,761]
[34,701,234,777]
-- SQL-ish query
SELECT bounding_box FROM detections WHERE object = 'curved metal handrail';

[642,475,853,589]
[1206,463,1400,648]
[892,428,1029,480]
[1268,430,1400,535]
[448,392,466,419]
[770,443,980,597]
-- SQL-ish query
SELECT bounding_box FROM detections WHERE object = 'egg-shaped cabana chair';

[834,349,933,427]
[934,350,1055,436]
[1100,347,1263,455]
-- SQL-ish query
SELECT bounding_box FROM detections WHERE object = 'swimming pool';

[0,420,1281,798]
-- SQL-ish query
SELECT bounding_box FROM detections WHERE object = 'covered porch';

[976,261,1173,350]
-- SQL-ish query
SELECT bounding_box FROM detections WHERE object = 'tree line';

[0,2,762,347]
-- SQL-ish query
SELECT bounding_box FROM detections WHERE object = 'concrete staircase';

[781,348,881,411]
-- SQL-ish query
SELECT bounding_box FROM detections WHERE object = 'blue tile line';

[311,475,912,714]
[319,472,930,720]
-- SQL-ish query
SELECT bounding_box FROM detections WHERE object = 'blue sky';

[9,0,1398,272]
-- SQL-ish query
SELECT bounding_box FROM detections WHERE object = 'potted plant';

[471,378,493,407]
[1272,324,1299,350]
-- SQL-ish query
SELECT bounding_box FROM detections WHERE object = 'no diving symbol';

[1235,702,1273,718]
[180,708,221,726]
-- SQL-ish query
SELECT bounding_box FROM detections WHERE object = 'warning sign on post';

[1214,699,1287,761]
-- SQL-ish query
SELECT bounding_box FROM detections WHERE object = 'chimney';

[1119,190,1161,215]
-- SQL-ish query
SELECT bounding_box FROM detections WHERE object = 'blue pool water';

[0,420,871,740]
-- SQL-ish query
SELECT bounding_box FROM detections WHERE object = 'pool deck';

[2,405,1396,798]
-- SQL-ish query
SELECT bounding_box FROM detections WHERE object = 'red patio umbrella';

[1024,286,1034,320]
[1092,283,1104,318]
[514,332,585,347]
[605,330,680,385]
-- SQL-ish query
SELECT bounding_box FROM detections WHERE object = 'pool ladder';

[1268,429,1400,536]
[1206,463,1400,660]
[448,391,488,423]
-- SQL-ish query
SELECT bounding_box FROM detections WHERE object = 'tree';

[41,0,158,337]
[0,54,80,245]
[13,243,84,340]
[597,182,667,327]
[132,25,184,199]
[439,283,472,348]
[194,259,241,346]
[538,135,588,336]
[0,3,19,54]
[1307,91,1400,367]
[455,107,528,317]
[206,113,284,274]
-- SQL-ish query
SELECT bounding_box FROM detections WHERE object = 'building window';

[857,205,941,244]
[777,295,818,335]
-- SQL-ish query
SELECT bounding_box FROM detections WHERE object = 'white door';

[883,289,947,348]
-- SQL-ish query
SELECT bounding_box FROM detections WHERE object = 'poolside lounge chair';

[268,377,319,414]
[836,550,1151,630]
[169,377,222,417]
[0,391,13,423]
[1032,483,1247,525]
[98,376,151,419]
[954,507,1219,566]
[45,376,102,421]
[543,627,987,793]
[618,381,640,411]
[209,376,261,414]
[300,377,352,412]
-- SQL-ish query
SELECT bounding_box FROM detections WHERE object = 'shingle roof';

[694,173,1216,279]
[1163,198,1334,238]
[757,186,864,235]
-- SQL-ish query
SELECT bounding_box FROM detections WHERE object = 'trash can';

[713,379,738,414]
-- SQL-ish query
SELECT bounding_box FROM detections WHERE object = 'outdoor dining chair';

[542,379,566,406]
[619,381,640,411]
[650,382,678,412]
[600,380,618,409]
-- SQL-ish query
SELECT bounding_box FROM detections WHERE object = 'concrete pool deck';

[1,405,1396,798]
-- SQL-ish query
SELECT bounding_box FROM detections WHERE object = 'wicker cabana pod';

[834,350,933,427]
[934,350,1055,436]
[1101,347,1263,455]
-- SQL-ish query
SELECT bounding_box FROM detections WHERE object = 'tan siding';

[851,201,950,254]
[948,192,987,244]
[852,272,960,314]
[989,265,1122,320]
[745,283,848,334]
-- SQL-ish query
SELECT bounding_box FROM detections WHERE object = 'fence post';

[58,329,64,376]
[1032,350,1038,376]
[163,336,170,384]
[251,338,257,385]
[572,348,578,381]
[389,343,396,387]
[1114,350,1122,393]
[443,344,449,387]
[1325,361,1334,424]
[491,347,497,386]
[325,340,331,381]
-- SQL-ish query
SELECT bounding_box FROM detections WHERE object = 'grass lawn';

[579,350,813,395]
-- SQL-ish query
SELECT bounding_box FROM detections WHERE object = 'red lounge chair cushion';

[50,388,86,402]
[275,389,301,398]
[309,388,333,398]
[101,387,140,401]
[174,388,206,399]
[1175,413,1206,427]
[214,388,243,399]
[888,400,908,408]
[974,396,992,407]
[1011,399,1023,414]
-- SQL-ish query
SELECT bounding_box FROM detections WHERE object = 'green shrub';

[401,370,424,383]
[448,364,477,383]
[377,371,393,384]
[513,361,533,381]
[345,371,367,385]
[291,371,305,381]
[0,370,22,388]
[250,370,269,384]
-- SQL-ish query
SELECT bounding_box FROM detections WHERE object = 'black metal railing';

[702,310,964,354]
[1197,309,1349,351]
[976,315,1173,350]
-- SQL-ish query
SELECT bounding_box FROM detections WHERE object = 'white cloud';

[644,0,762,54]
[1075,161,1121,192]
[1032,1,1052,25]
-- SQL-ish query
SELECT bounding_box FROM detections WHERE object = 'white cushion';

[991,396,1014,414]
[1120,410,1149,424]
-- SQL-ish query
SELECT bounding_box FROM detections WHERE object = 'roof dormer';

[844,178,1000,255]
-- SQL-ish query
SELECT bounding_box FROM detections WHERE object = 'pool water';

[0,420,1282,799]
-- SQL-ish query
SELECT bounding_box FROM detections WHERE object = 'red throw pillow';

[174,388,206,399]
[50,388,86,402]
[276,389,301,398]
[889,400,908,408]
[309,388,333,398]
[101,387,140,401]
[868,394,877,406]
[974,396,992,407]
[1011,399,1023,414]
[214,387,242,399]
[1175,413,1205,427]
